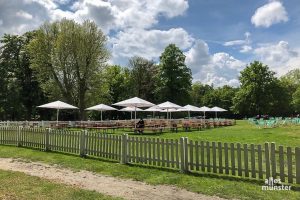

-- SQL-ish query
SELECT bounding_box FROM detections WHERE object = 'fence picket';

[244,144,249,177]
[258,144,263,179]
[265,143,270,179]
[190,140,194,170]
[224,143,229,175]
[218,142,223,174]
[212,142,217,173]
[206,141,211,172]
[195,141,199,171]
[237,143,242,176]
[251,144,256,178]
[279,146,285,182]
[287,147,293,183]
[201,141,205,172]
[230,143,235,175]
[271,143,276,178]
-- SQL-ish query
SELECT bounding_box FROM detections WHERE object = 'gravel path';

[0,158,225,200]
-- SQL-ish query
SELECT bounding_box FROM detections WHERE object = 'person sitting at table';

[136,118,145,133]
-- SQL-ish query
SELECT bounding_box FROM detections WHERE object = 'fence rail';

[0,127,299,185]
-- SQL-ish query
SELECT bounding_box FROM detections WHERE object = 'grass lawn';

[0,169,120,200]
[111,120,300,147]
[0,145,299,200]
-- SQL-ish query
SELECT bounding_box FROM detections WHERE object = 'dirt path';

[0,158,225,200]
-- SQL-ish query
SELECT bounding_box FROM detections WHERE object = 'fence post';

[80,130,87,157]
[184,137,189,172]
[17,126,22,147]
[180,137,189,173]
[121,134,128,164]
[296,147,300,184]
[45,128,50,151]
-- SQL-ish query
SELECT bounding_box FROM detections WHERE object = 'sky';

[0,0,300,87]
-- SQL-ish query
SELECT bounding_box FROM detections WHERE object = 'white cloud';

[111,28,194,63]
[240,45,252,53]
[251,1,288,28]
[16,10,33,20]
[187,42,245,87]
[224,40,246,46]
[254,41,299,75]
[224,32,252,53]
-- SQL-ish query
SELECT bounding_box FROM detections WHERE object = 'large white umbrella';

[156,101,182,120]
[199,106,211,119]
[113,97,154,127]
[85,104,117,121]
[144,106,162,118]
[178,104,202,119]
[37,100,78,124]
[210,106,227,118]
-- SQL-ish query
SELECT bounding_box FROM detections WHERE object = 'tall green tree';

[292,87,300,112]
[232,61,279,116]
[280,69,300,114]
[156,44,192,104]
[29,19,109,119]
[0,33,46,120]
[128,57,158,101]
[190,82,213,106]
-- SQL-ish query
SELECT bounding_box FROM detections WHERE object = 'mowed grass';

[0,169,120,200]
[0,145,299,200]
[112,120,300,147]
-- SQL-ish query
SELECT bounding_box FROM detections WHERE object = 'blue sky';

[0,0,299,87]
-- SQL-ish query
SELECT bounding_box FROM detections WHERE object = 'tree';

[128,57,158,101]
[205,85,237,110]
[190,82,213,106]
[280,69,300,114]
[292,87,300,112]
[29,19,109,119]
[156,44,192,104]
[232,61,279,116]
[102,65,132,103]
[0,33,46,120]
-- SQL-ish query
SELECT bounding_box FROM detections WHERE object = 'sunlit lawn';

[104,120,300,147]
[0,169,120,200]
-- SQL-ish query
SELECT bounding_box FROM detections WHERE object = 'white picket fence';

[0,127,299,185]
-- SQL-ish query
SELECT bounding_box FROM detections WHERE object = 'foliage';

[28,19,109,119]
[128,57,159,102]
[232,61,280,116]
[156,44,192,105]
[190,82,213,106]
[0,33,46,120]
[292,87,300,112]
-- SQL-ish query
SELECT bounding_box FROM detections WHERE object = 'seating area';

[248,117,300,128]
[0,118,235,134]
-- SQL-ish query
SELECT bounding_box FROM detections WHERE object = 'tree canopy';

[156,44,192,105]
[29,19,109,119]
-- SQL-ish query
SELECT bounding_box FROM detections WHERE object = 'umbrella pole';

[134,107,137,128]
[56,109,59,126]
[153,111,154,119]
[101,110,103,121]
[188,111,190,119]
[215,111,217,119]
[131,111,132,120]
